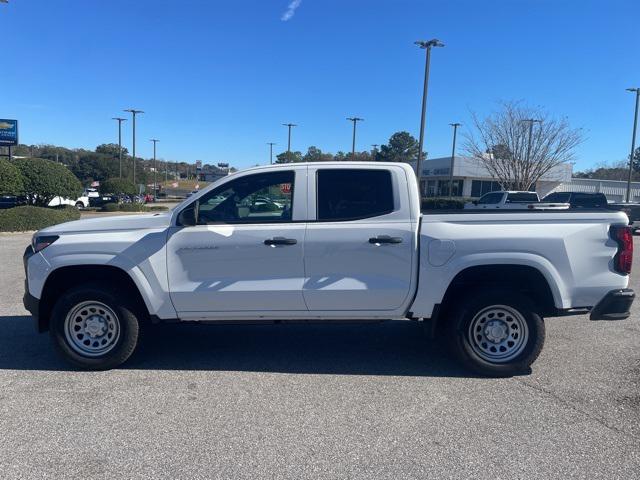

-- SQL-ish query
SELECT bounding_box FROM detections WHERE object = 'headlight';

[32,235,59,253]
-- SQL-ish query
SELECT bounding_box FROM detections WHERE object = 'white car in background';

[464,191,569,210]
[48,188,99,209]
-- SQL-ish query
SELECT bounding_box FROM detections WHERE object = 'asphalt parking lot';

[1,232,639,479]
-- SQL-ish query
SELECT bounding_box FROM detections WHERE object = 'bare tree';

[463,101,584,191]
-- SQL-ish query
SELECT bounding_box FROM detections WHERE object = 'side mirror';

[178,205,197,226]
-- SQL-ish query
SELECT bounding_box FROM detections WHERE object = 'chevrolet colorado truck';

[23,162,635,375]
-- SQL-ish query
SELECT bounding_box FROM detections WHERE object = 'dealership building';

[414,156,640,202]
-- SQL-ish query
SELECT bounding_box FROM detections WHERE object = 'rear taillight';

[611,226,633,275]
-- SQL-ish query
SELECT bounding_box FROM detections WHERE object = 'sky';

[1,0,639,171]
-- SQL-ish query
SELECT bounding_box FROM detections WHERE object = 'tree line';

[8,143,196,186]
[275,131,422,164]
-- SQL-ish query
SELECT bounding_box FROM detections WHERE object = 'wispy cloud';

[281,0,302,21]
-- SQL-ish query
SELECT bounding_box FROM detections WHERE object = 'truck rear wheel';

[447,289,545,377]
[49,283,140,370]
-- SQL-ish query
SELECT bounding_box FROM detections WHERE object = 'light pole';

[267,142,276,164]
[112,117,127,178]
[124,109,143,185]
[521,118,542,169]
[371,144,379,159]
[150,139,159,196]
[448,123,461,198]
[625,88,640,202]
[282,123,297,153]
[347,117,364,156]
[415,38,444,185]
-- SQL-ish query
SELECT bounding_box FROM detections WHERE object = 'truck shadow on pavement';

[0,315,487,377]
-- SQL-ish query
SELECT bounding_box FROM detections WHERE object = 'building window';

[438,179,464,197]
[426,180,437,197]
[471,180,502,198]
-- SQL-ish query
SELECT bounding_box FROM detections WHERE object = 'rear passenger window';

[506,192,538,203]
[573,193,606,208]
[317,169,394,221]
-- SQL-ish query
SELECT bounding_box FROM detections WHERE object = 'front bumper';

[22,245,42,331]
[590,289,635,320]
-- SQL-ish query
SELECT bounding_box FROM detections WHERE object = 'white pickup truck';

[23,162,635,376]
[464,190,569,210]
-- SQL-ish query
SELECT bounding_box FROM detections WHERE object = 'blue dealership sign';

[0,119,18,146]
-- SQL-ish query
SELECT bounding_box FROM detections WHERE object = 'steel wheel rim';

[467,304,529,363]
[64,301,121,357]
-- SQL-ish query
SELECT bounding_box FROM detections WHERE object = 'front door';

[167,168,307,317]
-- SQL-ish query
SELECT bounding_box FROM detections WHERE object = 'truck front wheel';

[49,284,140,370]
[447,289,545,377]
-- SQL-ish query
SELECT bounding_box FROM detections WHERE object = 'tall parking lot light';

[414,39,444,182]
[347,117,364,156]
[124,109,144,184]
[112,117,127,178]
[521,118,542,167]
[282,123,297,153]
[150,139,159,195]
[625,88,640,202]
[267,142,276,164]
[448,123,461,198]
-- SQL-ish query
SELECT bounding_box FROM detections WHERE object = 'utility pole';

[625,88,640,202]
[414,38,444,186]
[282,123,297,153]
[522,118,542,166]
[150,139,159,196]
[124,109,143,184]
[267,142,276,164]
[112,117,127,178]
[347,117,364,156]
[447,123,461,198]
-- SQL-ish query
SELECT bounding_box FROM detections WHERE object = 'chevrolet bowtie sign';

[0,119,18,146]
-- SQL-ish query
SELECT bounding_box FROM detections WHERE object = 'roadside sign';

[280,183,292,194]
[0,119,18,146]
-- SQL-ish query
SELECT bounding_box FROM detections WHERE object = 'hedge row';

[421,197,472,210]
[0,206,81,232]
[102,203,168,212]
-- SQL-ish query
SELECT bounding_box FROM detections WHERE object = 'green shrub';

[102,203,120,212]
[118,203,147,212]
[0,205,80,232]
[100,203,168,212]
[100,178,137,196]
[0,158,24,195]
[12,158,82,206]
[421,197,472,210]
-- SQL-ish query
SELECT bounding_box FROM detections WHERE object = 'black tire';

[446,289,545,377]
[49,283,140,370]
[75,202,84,209]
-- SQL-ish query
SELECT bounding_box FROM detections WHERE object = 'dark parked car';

[0,195,27,209]
[88,194,118,208]
[542,191,608,209]
[607,202,640,231]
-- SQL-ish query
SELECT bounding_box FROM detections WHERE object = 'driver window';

[196,171,294,224]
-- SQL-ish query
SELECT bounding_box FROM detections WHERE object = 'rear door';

[303,166,416,314]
